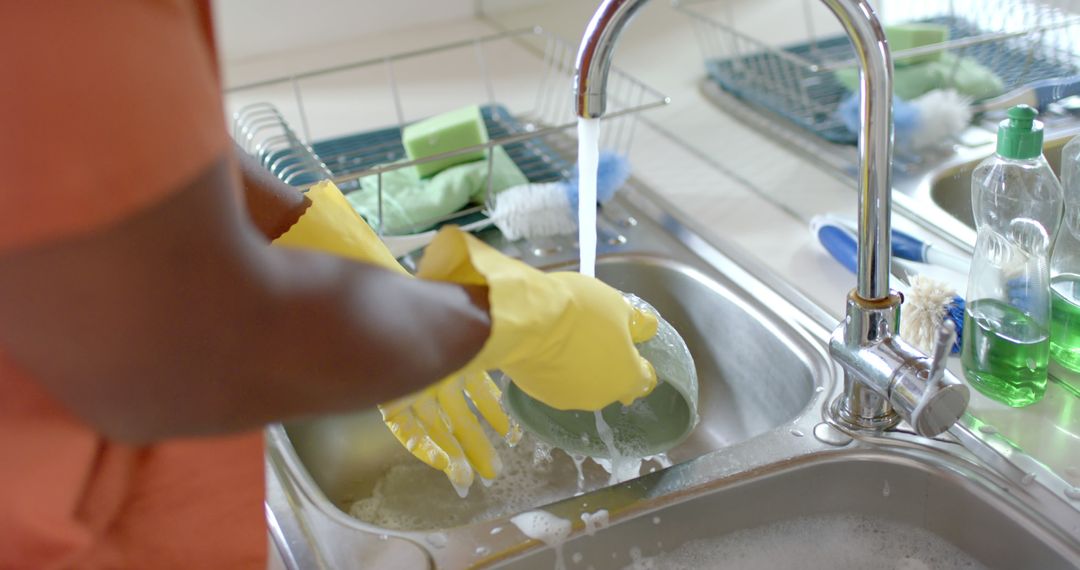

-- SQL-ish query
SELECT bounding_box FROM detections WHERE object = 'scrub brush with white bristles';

[900,274,966,355]
[489,152,631,241]
[811,218,965,354]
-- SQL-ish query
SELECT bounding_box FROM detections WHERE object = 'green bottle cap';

[996,105,1044,160]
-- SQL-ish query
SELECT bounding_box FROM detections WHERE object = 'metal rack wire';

[227,26,668,240]
[676,0,1080,144]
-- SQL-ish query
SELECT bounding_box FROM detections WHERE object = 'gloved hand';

[272,181,520,493]
[417,227,659,411]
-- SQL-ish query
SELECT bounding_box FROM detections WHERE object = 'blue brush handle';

[890,226,928,263]
[816,223,860,274]
[816,216,968,271]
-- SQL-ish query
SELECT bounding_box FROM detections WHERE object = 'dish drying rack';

[675,0,1080,144]
[228,26,667,250]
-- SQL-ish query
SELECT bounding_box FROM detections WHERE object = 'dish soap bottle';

[962,105,1064,407]
[1049,133,1080,395]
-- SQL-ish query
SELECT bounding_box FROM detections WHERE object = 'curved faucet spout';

[574,0,651,119]
[574,0,893,301]
[574,0,969,436]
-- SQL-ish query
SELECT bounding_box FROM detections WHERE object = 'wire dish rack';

[227,26,667,240]
[675,0,1080,144]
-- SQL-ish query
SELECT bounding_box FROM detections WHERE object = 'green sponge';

[402,105,489,178]
[886,23,950,66]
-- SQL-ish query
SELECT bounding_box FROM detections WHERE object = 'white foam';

[621,513,988,570]
[594,411,643,485]
[349,435,582,530]
[580,509,610,536]
[511,510,572,570]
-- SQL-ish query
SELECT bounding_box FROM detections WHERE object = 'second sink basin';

[930,135,1071,233]
[496,450,1080,569]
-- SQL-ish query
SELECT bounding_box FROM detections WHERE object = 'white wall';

[213,0,478,62]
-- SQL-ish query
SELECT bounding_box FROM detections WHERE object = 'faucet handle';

[890,320,969,438]
[926,319,956,384]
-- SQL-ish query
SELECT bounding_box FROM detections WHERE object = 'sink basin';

[264,178,1080,569]
[282,252,820,526]
[495,451,1080,569]
[929,135,1071,233]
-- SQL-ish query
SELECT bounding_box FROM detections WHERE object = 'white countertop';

[224,0,1078,486]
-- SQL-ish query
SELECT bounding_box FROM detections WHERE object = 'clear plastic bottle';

[962,106,1064,407]
[1049,133,1080,395]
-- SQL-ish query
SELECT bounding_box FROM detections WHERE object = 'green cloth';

[346,146,527,234]
[835,53,1005,101]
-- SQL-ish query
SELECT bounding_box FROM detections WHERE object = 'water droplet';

[475,546,490,557]
[790,428,805,438]
[377,533,389,541]
[978,424,998,435]
[815,386,825,393]
[1021,473,1036,485]
[1065,486,1080,501]
[882,480,891,497]
[1027,358,1038,371]
[652,516,661,525]
[490,526,503,535]
[572,552,584,564]
[813,422,852,446]
[425,532,448,548]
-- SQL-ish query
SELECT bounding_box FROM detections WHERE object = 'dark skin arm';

[233,142,311,240]
[0,155,491,443]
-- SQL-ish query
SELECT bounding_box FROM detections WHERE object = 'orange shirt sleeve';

[0,3,265,568]
[0,0,229,253]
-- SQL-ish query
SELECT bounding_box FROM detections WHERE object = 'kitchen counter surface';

[223,0,1078,488]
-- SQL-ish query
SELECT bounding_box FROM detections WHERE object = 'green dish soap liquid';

[963,299,1050,406]
[1049,275,1080,396]
[1050,133,1080,396]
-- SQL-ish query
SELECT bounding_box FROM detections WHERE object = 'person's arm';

[232,142,311,240]
[0,155,490,443]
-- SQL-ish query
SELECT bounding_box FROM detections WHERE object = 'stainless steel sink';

[264,177,1080,569]
[264,179,837,568]
[496,450,1080,569]
[278,250,822,519]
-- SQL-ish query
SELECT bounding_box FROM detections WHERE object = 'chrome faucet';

[574,0,969,437]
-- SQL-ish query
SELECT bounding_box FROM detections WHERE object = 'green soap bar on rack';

[886,23,950,66]
[402,105,490,178]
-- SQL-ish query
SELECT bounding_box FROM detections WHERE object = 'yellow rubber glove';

[417,227,659,411]
[272,181,520,493]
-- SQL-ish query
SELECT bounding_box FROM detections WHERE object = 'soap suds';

[349,432,672,530]
[511,510,572,570]
[621,513,987,570]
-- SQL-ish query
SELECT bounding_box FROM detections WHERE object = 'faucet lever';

[927,319,956,385]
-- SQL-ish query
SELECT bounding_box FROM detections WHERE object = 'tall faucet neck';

[819,0,894,301]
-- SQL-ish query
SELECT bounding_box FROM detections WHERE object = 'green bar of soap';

[402,105,489,178]
[886,23,950,66]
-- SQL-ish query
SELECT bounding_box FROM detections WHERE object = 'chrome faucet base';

[830,291,904,432]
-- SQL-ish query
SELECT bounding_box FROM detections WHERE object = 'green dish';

[504,294,699,459]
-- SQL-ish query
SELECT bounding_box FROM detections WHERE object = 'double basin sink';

[265,160,1080,568]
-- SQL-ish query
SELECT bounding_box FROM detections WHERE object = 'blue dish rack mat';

[707,16,1080,144]
[272,105,573,191]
